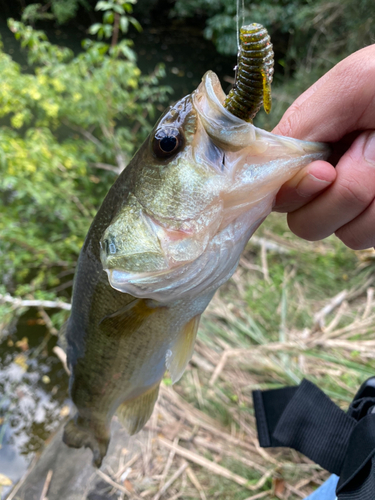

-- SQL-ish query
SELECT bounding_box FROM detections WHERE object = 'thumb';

[274,160,336,213]
[287,130,375,243]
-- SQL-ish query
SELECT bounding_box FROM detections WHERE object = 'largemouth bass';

[63,70,328,467]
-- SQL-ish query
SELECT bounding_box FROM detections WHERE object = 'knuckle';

[276,104,302,138]
[335,49,375,85]
[337,176,373,208]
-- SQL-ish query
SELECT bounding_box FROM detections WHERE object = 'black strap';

[253,378,375,499]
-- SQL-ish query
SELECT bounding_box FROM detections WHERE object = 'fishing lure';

[224,23,274,122]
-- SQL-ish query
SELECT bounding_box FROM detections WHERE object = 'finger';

[273,69,332,130]
[274,161,336,212]
[272,45,375,142]
[335,198,375,250]
[287,130,375,240]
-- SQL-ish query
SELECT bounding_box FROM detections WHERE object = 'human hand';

[273,44,375,250]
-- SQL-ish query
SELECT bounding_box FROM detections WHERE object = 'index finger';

[273,45,375,143]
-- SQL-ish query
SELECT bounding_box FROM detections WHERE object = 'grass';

[5,212,375,499]
[111,211,375,500]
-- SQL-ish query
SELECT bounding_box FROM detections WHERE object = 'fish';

[62,68,329,467]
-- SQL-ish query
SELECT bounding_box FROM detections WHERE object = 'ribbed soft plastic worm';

[224,23,274,122]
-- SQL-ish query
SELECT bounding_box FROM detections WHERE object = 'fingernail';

[364,131,375,166]
[296,174,332,198]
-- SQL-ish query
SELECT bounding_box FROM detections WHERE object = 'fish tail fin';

[116,383,160,435]
[63,416,109,468]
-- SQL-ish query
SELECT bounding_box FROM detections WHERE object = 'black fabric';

[252,378,375,499]
[337,414,375,496]
[253,385,297,447]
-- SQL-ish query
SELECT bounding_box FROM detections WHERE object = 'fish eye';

[152,127,183,159]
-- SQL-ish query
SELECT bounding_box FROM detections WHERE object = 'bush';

[0,1,171,313]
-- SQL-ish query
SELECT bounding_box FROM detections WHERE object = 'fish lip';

[104,267,180,298]
[193,70,329,157]
[254,127,329,155]
[104,268,146,291]
[192,71,256,151]
[194,70,247,125]
[106,267,166,282]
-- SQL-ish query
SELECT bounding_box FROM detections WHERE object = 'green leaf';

[95,1,114,11]
[123,4,133,13]
[103,24,113,38]
[129,16,142,32]
[119,16,129,33]
[103,11,114,24]
[88,23,103,35]
[112,4,125,14]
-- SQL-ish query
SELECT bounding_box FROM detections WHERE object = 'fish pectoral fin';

[116,383,160,435]
[166,315,200,384]
[99,299,156,333]
[63,415,109,468]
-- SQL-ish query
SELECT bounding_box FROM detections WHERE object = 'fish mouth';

[193,70,329,158]
[105,266,177,295]
[101,72,330,303]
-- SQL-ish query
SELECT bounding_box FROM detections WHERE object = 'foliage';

[89,0,142,42]
[172,0,375,132]
[0,2,171,306]
[172,0,375,75]
[21,0,91,25]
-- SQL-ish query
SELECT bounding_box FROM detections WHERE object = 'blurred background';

[0,1,375,498]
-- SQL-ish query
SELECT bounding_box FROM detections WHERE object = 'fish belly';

[63,292,212,466]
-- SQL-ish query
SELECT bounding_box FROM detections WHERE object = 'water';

[0,15,235,497]
[129,24,235,101]
[0,311,69,498]
[0,15,235,101]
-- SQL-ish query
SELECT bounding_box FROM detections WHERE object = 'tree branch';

[62,120,104,148]
[111,12,120,48]
[100,124,128,173]
[90,162,121,174]
[0,293,71,311]
[115,153,127,174]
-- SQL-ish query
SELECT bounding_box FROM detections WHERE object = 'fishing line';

[235,0,245,50]
[236,0,240,50]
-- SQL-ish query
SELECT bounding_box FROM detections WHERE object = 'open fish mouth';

[100,71,329,303]
[193,71,327,157]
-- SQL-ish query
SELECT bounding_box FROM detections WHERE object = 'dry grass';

[90,213,375,500]
[5,213,375,500]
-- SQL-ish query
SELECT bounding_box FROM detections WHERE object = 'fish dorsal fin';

[116,383,160,435]
[166,315,201,384]
[99,299,156,333]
